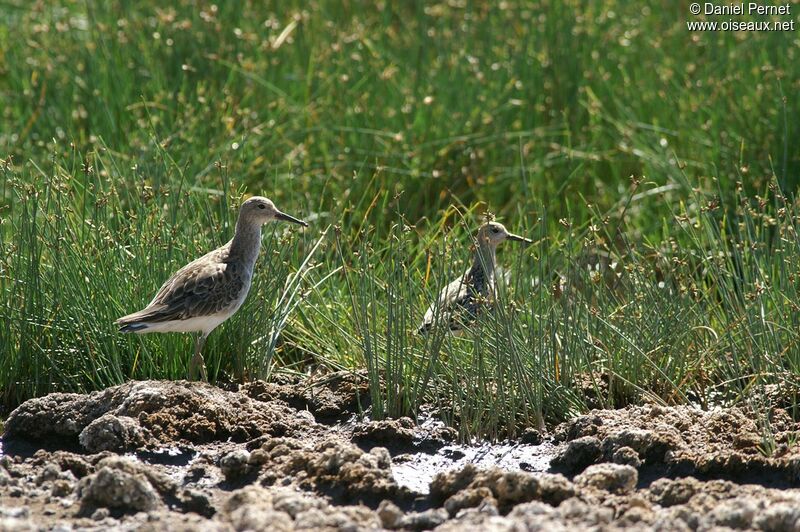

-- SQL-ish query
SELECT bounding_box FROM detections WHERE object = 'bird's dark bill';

[507,233,533,244]
[275,211,309,227]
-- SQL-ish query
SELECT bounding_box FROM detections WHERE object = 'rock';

[219,449,252,481]
[574,463,638,494]
[429,464,482,502]
[269,487,326,517]
[76,456,177,514]
[79,414,145,453]
[553,413,603,442]
[292,504,380,530]
[2,392,93,439]
[551,436,602,473]
[505,500,555,521]
[78,466,160,512]
[435,514,518,532]
[557,497,614,526]
[227,505,293,531]
[373,501,447,531]
[550,405,794,481]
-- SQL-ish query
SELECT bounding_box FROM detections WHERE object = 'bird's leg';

[188,332,208,381]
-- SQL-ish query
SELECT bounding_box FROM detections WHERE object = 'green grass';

[1,1,800,439]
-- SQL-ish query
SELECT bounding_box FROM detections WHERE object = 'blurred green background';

[3,1,796,219]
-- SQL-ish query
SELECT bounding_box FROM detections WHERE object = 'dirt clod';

[352,417,416,446]
[251,435,400,502]
[222,485,380,531]
[574,463,638,494]
[242,371,369,419]
[550,435,602,472]
[79,413,146,453]
[430,464,575,511]
[443,486,496,517]
[552,405,800,481]
[219,449,252,481]
[611,446,642,468]
[78,464,160,513]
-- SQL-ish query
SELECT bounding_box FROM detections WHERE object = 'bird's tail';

[117,322,150,333]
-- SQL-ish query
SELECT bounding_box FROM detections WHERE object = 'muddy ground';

[2,375,800,531]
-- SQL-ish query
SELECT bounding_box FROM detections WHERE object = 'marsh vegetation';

[1,1,799,445]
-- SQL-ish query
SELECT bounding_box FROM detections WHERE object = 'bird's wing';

[116,249,245,325]
[419,275,471,332]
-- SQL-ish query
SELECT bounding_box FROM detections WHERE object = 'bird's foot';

[188,353,208,382]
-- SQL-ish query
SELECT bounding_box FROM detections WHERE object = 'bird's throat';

[229,220,263,266]
[469,242,496,282]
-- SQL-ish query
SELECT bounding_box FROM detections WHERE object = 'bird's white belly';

[138,312,234,335]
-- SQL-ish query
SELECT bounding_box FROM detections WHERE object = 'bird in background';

[116,196,308,381]
[419,220,532,335]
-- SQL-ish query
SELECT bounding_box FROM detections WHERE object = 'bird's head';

[240,196,308,227]
[476,221,532,248]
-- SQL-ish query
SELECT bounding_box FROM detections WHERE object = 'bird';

[418,221,532,335]
[116,196,308,380]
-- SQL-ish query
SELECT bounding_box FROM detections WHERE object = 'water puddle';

[392,440,559,494]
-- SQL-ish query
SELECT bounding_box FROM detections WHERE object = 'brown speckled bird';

[419,221,531,335]
[116,196,307,380]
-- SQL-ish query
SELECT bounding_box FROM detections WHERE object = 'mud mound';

[430,463,575,511]
[352,417,416,446]
[552,405,800,483]
[77,457,167,513]
[433,465,800,531]
[242,371,369,419]
[3,380,315,450]
[6,380,800,530]
[222,485,380,531]
[249,435,403,504]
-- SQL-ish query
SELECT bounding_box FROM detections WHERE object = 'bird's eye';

[491,227,500,233]
[258,204,266,210]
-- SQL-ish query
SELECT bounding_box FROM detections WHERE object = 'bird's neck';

[469,241,496,281]
[228,218,262,266]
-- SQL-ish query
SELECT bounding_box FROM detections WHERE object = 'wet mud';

[2,377,800,531]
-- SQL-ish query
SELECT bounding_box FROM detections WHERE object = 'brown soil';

[2,380,800,531]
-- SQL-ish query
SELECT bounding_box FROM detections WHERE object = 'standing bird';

[419,221,532,335]
[116,196,308,380]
